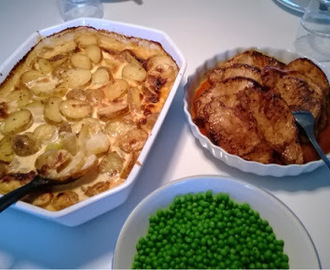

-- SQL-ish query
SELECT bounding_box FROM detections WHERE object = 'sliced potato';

[33,123,58,143]
[0,136,14,162]
[85,44,102,63]
[30,79,58,97]
[85,181,110,197]
[86,88,105,104]
[35,58,53,74]
[44,97,63,123]
[35,149,72,178]
[127,87,141,111]
[6,88,31,109]
[59,99,92,119]
[105,118,136,138]
[97,102,129,120]
[71,117,103,137]
[12,133,39,156]
[120,151,138,178]
[1,109,33,135]
[66,89,88,101]
[64,68,91,88]
[117,128,148,153]
[147,55,177,72]
[20,70,44,86]
[75,33,98,46]
[99,151,124,175]
[71,53,92,70]
[61,132,78,155]
[122,63,147,82]
[52,191,79,211]
[85,133,110,155]
[92,67,112,85]
[103,79,129,101]
[23,101,44,122]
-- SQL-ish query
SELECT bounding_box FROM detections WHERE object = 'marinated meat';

[195,82,303,164]
[261,67,324,132]
[220,49,286,70]
[194,77,262,123]
[192,50,327,165]
[208,63,263,85]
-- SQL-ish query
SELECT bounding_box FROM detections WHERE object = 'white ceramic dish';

[113,175,320,269]
[0,18,186,226]
[183,47,330,177]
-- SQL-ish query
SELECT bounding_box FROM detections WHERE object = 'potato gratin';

[0,26,178,211]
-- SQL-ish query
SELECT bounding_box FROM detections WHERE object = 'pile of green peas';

[132,190,289,269]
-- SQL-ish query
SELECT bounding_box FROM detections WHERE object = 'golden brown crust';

[193,50,329,165]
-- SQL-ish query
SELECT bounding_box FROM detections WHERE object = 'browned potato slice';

[12,133,39,156]
[1,109,33,135]
[97,102,129,120]
[142,112,159,131]
[99,151,124,175]
[84,181,110,197]
[120,151,138,178]
[71,53,92,70]
[6,88,31,108]
[147,55,177,72]
[52,191,79,211]
[103,79,129,101]
[92,67,112,85]
[117,128,148,153]
[44,97,63,123]
[85,44,102,63]
[59,99,92,119]
[122,63,147,82]
[30,193,54,208]
[0,136,14,162]
[64,68,91,88]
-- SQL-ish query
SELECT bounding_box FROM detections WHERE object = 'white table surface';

[0,0,329,268]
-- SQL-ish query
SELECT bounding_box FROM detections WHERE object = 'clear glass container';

[295,0,330,62]
[58,0,104,21]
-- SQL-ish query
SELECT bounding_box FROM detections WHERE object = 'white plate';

[275,0,310,13]
[0,18,186,226]
[183,47,330,177]
[113,175,320,269]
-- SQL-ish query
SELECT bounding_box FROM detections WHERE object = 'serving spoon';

[0,175,76,213]
[292,110,330,171]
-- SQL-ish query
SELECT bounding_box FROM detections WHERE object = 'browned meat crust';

[193,50,329,165]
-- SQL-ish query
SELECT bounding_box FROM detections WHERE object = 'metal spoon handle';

[0,176,50,213]
[304,128,330,171]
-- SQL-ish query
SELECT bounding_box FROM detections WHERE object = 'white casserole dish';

[0,18,186,226]
[183,47,330,177]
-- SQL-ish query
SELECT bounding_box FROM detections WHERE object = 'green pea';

[131,191,289,269]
